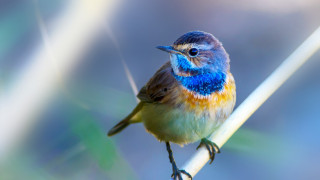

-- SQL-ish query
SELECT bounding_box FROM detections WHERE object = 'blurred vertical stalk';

[104,25,139,102]
[181,26,320,179]
[0,0,119,161]
[33,0,90,110]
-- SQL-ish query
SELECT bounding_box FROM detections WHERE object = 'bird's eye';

[188,48,199,57]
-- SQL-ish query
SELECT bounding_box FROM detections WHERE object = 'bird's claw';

[171,168,192,180]
[196,138,220,164]
[166,142,192,179]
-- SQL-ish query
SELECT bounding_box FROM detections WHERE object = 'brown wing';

[137,61,178,103]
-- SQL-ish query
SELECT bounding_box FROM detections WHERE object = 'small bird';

[108,31,236,180]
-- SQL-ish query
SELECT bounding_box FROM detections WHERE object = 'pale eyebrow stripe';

[175,44,191,50]
[194,44,214,50]
[175,43,213,51]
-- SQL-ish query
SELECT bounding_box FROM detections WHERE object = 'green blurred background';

[0,0,320,179]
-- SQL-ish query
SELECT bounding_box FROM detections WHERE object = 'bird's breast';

[141,72,236,145]
[173,72,236,117]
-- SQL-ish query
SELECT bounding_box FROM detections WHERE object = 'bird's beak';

[156,46,180,54]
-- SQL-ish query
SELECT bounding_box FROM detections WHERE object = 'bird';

[108,31,236,180]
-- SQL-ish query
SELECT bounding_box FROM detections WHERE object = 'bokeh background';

[0,0,320,180]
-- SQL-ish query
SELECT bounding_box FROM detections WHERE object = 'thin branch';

[181,26,320,179]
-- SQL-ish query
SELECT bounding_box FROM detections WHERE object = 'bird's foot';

[166,142,192,180]
[196,138,220,164]
[171,165,192,180]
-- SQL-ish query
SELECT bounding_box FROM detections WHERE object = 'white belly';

[141,103,225,145]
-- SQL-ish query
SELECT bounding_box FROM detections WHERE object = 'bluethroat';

[108,31,236,180]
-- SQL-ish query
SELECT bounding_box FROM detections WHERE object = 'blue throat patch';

[174,72,226,96]
[174,54,194,72]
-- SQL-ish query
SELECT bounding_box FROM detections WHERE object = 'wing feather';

[137,61,178,103]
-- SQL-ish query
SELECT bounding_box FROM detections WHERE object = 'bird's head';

[157,31,229,77]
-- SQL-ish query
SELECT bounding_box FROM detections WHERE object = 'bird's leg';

[196,138,220,164]
[166,142,192,180]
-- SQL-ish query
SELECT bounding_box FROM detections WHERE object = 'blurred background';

[0,0,320,179]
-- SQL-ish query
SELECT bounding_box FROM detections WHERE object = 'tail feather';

[107,102,143,136]
[107,119,130,136]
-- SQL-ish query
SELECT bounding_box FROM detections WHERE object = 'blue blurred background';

[0,0,320,179]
